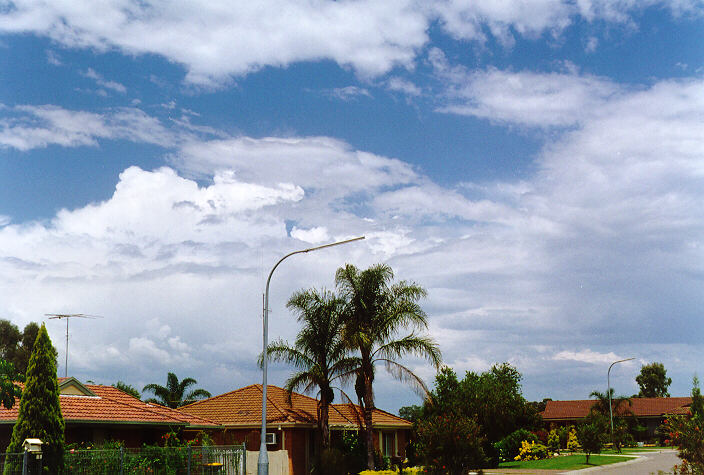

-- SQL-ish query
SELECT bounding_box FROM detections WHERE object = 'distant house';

[178,384,412,475]
[0,377,221,449]
[541,397,692,437]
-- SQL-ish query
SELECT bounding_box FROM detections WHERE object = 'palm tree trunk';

[364,371,375,469]
[320,401,331,449]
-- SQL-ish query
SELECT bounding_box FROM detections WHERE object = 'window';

[383,432,395,457]
[265,432,276,445]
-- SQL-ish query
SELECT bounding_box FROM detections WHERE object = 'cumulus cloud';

[553,349,625,364]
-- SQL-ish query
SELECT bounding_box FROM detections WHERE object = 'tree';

[589,388,632,418]
[143,373,211,408]
[398,404,423,423]
[263,288,358,450]
[419,365,538,468]
[0,320,42,376]
[577,417,606,464]
[6,324,64,473]
[335,263,442,469]
[636,362,672,398]
[0,360,21,409]
[416,413,486,474]
[113,381,141,399]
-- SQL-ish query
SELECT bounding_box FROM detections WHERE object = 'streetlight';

[258,236,365,475]
[608,357,635,443]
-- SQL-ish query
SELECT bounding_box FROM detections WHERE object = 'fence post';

[21,451,27,475]
[120,446,124,475]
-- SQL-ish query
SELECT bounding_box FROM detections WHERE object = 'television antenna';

[46,314,103,378]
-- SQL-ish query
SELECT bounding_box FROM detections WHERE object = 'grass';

[498,454,634,470]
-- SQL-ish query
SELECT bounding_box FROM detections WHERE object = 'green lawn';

[499,454,634,470]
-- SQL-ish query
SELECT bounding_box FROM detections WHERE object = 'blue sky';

[1,0,703,412]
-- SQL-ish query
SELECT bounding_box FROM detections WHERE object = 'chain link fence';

[0,445,245,475]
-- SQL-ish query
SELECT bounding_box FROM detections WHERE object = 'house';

[541,397,692,437]
[0,377,221,450]
[178,384,412,475]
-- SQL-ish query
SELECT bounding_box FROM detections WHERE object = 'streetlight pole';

[608,357,635,444]
[258,236,364,475]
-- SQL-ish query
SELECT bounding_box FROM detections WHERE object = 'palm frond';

[378,358,431,400]
[372,334,442,369]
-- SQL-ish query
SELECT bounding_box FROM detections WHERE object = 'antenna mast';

[46,314,103,378]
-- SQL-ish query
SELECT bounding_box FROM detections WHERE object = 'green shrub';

[493,429,538,462]
[415,414,487,474]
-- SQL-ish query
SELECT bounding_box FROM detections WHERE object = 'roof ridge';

[95,385,218,426]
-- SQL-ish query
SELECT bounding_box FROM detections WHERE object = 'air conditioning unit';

[265,433,277,445]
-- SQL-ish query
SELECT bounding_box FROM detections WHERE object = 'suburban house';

[178,384,412,475]
[0,377,221,449]
[541,397,692,437]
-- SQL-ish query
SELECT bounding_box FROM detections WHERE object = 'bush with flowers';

[665,377,704,474]
[514,440,549,461]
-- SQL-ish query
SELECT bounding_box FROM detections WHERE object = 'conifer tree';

[6,324,64,473]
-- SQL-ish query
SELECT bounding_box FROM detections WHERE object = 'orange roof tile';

[542,397,692,421]
[0,381,219,428]
[179,385,411,428]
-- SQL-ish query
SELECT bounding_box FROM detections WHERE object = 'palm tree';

[335,263,442,469]
[142,372,211,408]
[262,288,358,449]
[589,388,632,417]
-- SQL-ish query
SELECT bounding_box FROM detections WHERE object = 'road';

[566,449,680,474]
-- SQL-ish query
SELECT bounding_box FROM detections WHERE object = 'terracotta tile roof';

[542,397,692,421]
[0,381,219,428]
[179,384,411,428]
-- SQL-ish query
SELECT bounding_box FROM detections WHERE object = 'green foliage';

[665,377,704,474]
[328,430,367,474]
[494,429,538,461]
[112,380,140,399]
[398,404,423,423]
[417,365,537,468]
[577,415,608,464]
[415,413,487,474]
[5,324,64,473]
[547,429,560,454]
[0,359,21,409]
[636,362,672,398]
[0,320,44,377]
[142,372,211,408]
[335,263,442,469]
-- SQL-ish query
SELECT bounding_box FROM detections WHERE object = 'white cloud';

[0,1,699,85]
[0,105,176,151]
[82,68,127,94]
[553,349,624,364]
[323,86,372,101]
[433,60,623,127]
[386,77,422,97]
[290,226,330,244]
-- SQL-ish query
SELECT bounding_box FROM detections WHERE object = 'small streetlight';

[608,357,635,443]
[258,236,364,475]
